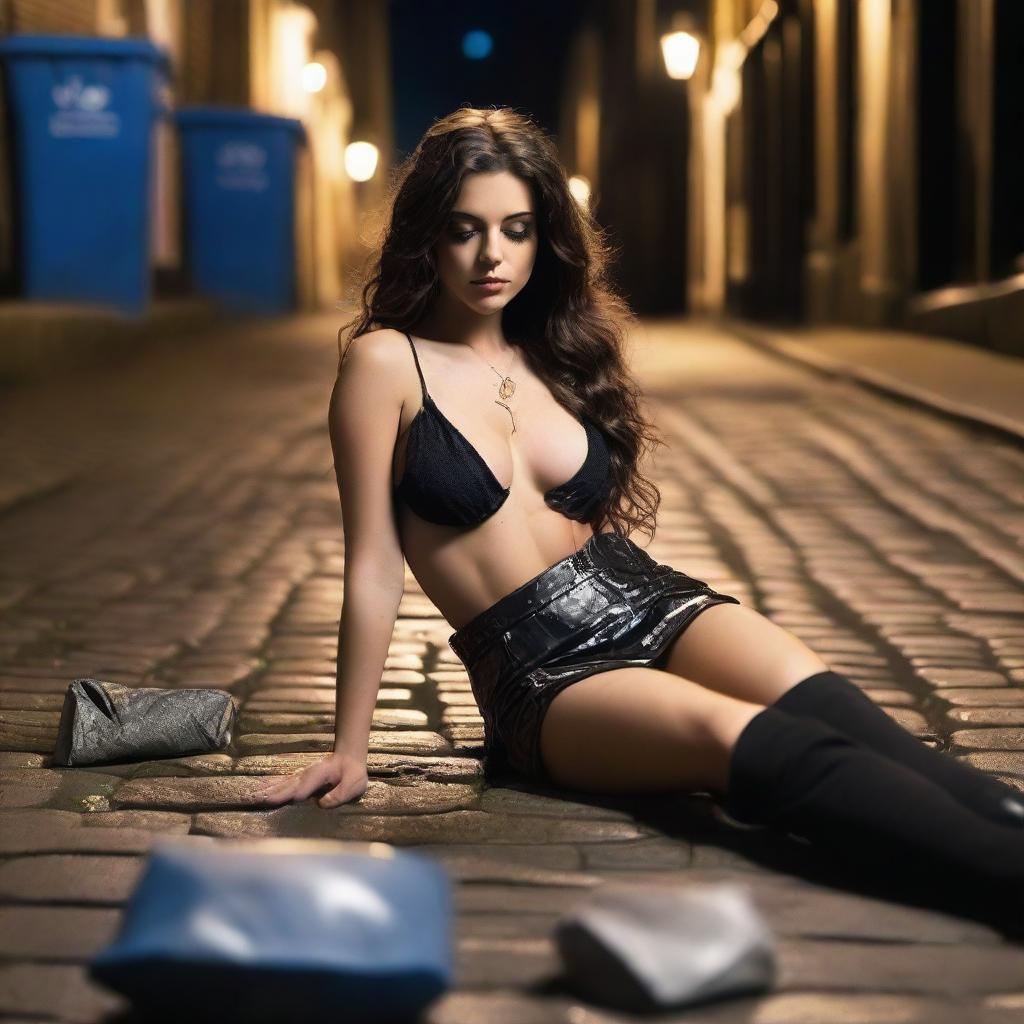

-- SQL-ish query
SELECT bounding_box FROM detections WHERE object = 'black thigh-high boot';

[774,669,1024,829]
[721,705,1024,921]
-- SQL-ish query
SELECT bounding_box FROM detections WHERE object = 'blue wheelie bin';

[0,34,169,314]
[175,108,306,313]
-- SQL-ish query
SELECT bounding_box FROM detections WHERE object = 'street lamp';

[660,30,701,80]
[345,141,379,182]
[567,174,591,210]
[301,61,327,93]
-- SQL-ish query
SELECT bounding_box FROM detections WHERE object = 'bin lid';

[175,106,306,139]
[0,34,170,67]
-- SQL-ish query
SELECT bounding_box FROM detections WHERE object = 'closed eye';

[452,228,532,244]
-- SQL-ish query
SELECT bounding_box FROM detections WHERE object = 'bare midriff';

[389,343,606,631]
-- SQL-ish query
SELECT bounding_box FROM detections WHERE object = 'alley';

[1,315,1023,1022]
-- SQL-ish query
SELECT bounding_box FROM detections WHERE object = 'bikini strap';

[404,331,429,403]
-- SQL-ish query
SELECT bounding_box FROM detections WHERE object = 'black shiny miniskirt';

[447,531,742,784]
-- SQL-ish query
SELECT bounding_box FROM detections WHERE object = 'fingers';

[318,784,347,808]
[255,765,333,805]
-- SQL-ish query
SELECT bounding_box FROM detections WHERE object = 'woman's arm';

[258,328,408,807]
[328,330,407,757]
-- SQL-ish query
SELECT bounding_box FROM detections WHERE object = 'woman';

[258,108,1024,917]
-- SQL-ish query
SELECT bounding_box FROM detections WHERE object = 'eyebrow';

[450,210,534,222]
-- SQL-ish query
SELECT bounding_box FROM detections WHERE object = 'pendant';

[496,399,517,434]
[497,376,516,401]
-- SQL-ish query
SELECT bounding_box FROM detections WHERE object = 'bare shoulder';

[337,327,410,378]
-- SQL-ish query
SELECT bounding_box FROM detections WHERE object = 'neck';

[413,293,515,359]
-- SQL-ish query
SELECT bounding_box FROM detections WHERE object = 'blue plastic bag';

[89,837,455,1022]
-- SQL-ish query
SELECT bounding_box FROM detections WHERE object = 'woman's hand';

[255,751,369,809]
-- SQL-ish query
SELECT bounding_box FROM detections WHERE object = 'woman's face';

[434,170,538,314]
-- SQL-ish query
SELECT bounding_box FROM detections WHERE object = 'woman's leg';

[662,604,1024,828]
[721,705,1024,925]
[539,666,1024,925]
[773,669,1024,827]
[538,665,764,795]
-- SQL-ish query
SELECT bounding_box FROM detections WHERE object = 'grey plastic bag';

[555,882,776,1011]
[52,677,236,767]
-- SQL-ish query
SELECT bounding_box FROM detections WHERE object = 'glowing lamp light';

[300,61,327,93]
[345,141,379,182]
[660,31,701,80]
[568,174,591,209]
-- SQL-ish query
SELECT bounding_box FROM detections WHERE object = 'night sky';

[389,0,587,158]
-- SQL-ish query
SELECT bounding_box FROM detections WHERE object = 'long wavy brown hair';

[337,105,665,540]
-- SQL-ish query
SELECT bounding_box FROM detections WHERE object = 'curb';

[728,320,1024,447]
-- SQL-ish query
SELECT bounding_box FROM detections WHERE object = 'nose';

[480,227,504,267]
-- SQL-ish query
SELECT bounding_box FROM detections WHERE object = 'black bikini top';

[393,332,612,528]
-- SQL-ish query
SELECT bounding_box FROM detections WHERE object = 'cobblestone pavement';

[1,314,1023,1022]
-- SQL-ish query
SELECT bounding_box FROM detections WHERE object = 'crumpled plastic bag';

[554,881,776,1010]
[51,677,236,766]
[88,837,454,1023]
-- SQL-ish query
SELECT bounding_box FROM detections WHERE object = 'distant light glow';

[462,30,493,60]
[568,174,591,209]
[301,61,327,93]
[660,31,700,80]
[345,141,379,182]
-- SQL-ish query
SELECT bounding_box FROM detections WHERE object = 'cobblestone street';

[1,314,1024,1022]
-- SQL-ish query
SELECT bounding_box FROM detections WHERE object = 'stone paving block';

[0,692,65,710]
[0,906,122,959]
[478,787,641,822]
[255,672,336,687]
[246,686,339,705]
[862,687,918,706]
[126,752,236,778]
[0,710,59,754]
[958,751,1024,777]
[425,990,571,1024]
[0,854,143,903]
[424,844,582,873]
[688,843,772,872]
[130,774,477,814]
[945,707,1024,727]
[457,884,597,916]
[0,768,120,812]
[77,809,191,832]
[938,687,1024,707]
[777,938,1024,995]
[917,668,1011,688]
[0,676,72,693]
[234,727,452,757]
[950,728,1024,752]
[192,808,647,845]
[0,751,46,769]
[0,809,214,855]
[0,963,128,1021]
[159,660,260,686]
[454,934,554,989]
[230,750,485,783]
[575,836,695,872]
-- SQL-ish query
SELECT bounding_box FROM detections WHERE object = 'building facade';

[559,0,1022,355]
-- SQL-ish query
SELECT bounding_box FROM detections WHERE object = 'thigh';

[538,666,764,796]
[661,603,829,705]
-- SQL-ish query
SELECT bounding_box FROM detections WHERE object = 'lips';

[472,277,507,284]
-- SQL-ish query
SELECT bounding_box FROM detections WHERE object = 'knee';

[679,681,767,764]
[771,655,831,701]
[678,688,766,795]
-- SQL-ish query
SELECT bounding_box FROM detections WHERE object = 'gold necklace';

[467,344,518,433]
